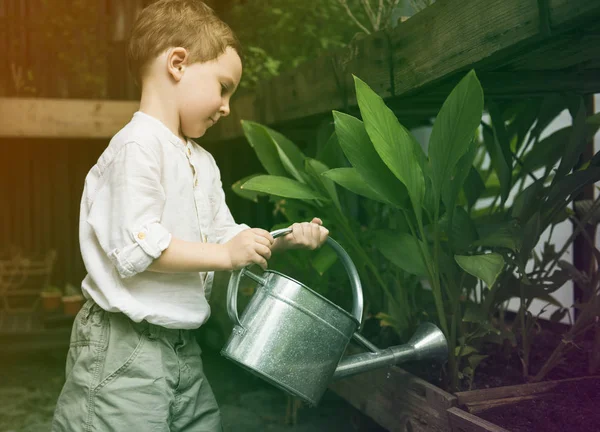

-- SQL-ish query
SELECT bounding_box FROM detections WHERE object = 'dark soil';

[471,326,596,391]
[478,378,600,432]
[360,317,600,431]
[460,324,600,432]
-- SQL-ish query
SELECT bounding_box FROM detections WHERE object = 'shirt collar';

[132,111,187,148]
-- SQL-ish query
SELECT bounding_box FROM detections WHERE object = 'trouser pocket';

[92,311,149,392]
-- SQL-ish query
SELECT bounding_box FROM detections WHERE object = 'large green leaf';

[488,102,513,203]
[463,167,486,209]
[494,270,571,304]
[428,70,484,203]
[520,128,569,180]
[511,179,545,222]
[543,167,600,227]
[232,174,263,202]
[519,212,541,267]
[241,175,326,200]
[332,110,408,208]
[353,76,425,221]
[317,131,347,170]
[488,102,512,163]
[507,98,544,152]
[449,206,478,253]
[264,126,308,184]
[442,137,478,212]
[242,121,287,176]
[552,97,587,187]
[473,220,521,252]
[482,122,511,203]
[442,138,479,234]
[322,168,388,203]
[305,158,342,211]
[520,112,600,181]
[529,95,566,142]
[455,253,505,288]
[372,230,428,276]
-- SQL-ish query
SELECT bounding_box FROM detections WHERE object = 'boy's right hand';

[225,228,274,271]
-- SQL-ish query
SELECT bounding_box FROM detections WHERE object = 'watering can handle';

[226,227,364,329]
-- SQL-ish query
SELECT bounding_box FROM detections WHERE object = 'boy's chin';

[185,128,207,139]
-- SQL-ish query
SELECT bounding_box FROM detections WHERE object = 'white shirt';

[80,111,249,329]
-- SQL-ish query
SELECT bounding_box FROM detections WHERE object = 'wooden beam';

[549,0,600,29]
[388,0,542,96]
[0,98,138,139]
[208,0,600,143]
[2,0,599,140]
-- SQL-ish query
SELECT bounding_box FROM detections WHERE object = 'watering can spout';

[332,322,448,381]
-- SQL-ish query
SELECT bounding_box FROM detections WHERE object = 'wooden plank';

[411,69,600,104]
[447,407,510,432]
[3,0,600,141]
[549,0,600,29]
[505,22,600,71]
[329,347,456,432]
[389,0,542,96]
[456,375,600,407]
[0,98,138,139]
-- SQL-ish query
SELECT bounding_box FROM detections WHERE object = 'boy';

[51,1,328,431]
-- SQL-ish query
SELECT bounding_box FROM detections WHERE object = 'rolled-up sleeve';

[208,155,250,244]
[87,142,172,278]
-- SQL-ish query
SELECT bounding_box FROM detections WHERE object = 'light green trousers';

[52,300,222,432]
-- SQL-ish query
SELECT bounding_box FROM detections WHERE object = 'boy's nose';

[220,103,230,117]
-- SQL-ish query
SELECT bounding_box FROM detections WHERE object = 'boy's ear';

[167,47,189,82]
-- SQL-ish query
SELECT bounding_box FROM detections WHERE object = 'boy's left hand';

[275,217,329,251]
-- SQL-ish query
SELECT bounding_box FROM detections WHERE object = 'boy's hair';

[127,0,242,86]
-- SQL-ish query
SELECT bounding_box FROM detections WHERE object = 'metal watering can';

[221,228,448,406]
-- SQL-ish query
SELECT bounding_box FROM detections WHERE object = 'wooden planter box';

[448,375,600,432]
[329,349,600,432]
[328,361,457,432]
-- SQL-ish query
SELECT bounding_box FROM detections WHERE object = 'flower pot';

[62,294,84,316]
[40,291,62,312]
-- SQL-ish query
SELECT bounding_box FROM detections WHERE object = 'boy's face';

[177,47,242,139]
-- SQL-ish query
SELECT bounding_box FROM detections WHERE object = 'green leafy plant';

[520,196,600,382]
[469,96,600,382]
[235,70,600,390]
[233,121,432,341]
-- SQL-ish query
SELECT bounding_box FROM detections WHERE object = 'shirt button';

[187,148,191,156]
[137,232,146,240]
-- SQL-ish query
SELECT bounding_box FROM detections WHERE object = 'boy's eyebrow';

[221,76,238,92]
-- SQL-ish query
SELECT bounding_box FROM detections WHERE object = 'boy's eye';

[220,83,228,95]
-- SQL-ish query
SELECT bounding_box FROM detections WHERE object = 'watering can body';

[221,270,359,404]
[221,228,447,406]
